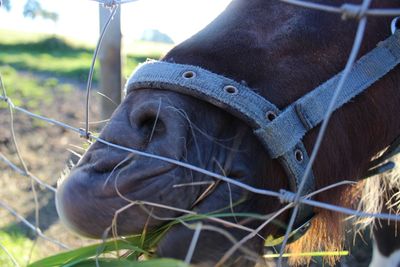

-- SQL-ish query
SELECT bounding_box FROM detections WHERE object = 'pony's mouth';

[94,159,178,198]
[70,151,178,198]
[56,159,184,238]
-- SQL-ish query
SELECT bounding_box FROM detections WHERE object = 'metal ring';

[266,111,277,121]
[182,71,196,79]
[294,149,304,163]
[223,85,238,95]
[391,17,399,34]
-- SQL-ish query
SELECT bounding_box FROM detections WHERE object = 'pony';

[56,0,400,265]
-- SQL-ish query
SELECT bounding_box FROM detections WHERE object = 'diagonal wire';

[0,241,20,267]
[0,200,68,249]
[277,0,373,264]
[84,3,118,138]
[217,204,293,266]
[0,74,42,247]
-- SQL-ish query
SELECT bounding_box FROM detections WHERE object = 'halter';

[125,30,400,243]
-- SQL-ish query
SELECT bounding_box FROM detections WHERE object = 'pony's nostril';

[138,115,166,141]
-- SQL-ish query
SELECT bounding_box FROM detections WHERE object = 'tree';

[1,0,58,22]
[141,29,174,44]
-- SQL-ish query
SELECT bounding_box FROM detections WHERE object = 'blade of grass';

[28,238,146,267]
[67,258,187,267]
[264,251,349,258]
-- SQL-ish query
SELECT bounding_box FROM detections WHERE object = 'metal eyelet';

[182,71,196,79]
[223,85,238,95]
[294,149,304,163]
[266,111,277,121]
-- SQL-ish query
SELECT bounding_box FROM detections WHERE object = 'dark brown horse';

[56,0,400,266]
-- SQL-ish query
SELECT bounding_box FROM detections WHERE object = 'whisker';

[67,149,82,159]
[111,183,257,234]
[173,181,214,188]
[96,91,118,107]
[79,119,110,125]
[68,144,87,152]
[167,105,245,152]
[191,180,219,208]
[102,154,134,189]
[215,159,238,223]
[148,98,162,143]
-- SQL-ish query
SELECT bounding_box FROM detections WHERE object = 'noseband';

[125,31,400,243]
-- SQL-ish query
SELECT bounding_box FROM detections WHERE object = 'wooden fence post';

[98,5,122,120]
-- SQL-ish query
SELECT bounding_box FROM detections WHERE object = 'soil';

[0,73,104,260]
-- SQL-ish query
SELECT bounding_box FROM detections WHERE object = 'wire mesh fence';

[1,0,400,266]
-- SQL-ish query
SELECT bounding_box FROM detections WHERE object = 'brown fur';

[57,1,400,266]
[287,185,359,266]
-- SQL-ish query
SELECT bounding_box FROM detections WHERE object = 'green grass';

[0,37,103,83]
[28,221,186,267]
[0,30,172,114]
[0,65,73,112]
[0,29,49,44]
[0,30,171,83]
[0,230,40,267]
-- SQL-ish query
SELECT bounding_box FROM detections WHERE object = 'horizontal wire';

[279,0,400,17]
[0,95,399,222]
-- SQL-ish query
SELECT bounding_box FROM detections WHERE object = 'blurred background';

[0,1,230,266]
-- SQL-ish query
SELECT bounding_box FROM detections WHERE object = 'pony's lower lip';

[92,161,178,198]
[56,172,174,238]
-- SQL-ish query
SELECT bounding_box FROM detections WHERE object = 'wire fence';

[1,0,400,266]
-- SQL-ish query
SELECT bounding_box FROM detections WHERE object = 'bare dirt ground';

[0,73,105,260]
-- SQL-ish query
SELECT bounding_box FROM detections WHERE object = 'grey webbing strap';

[125,30,400,241]
[126,61,281,129]
[258,31,400,159]
[126,60,315,230]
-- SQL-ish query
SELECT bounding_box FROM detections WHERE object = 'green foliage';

[1,0,58,21]
[23,0,58,22]
[1,0,11,11]
[28,223,188,267]
[0,230,39,267]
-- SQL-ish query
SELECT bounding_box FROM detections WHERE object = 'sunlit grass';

[0,29,47,44]
[263,251,349,258]
[0,30,171,83]
[0,230,40,267]
[0,65,73,111]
